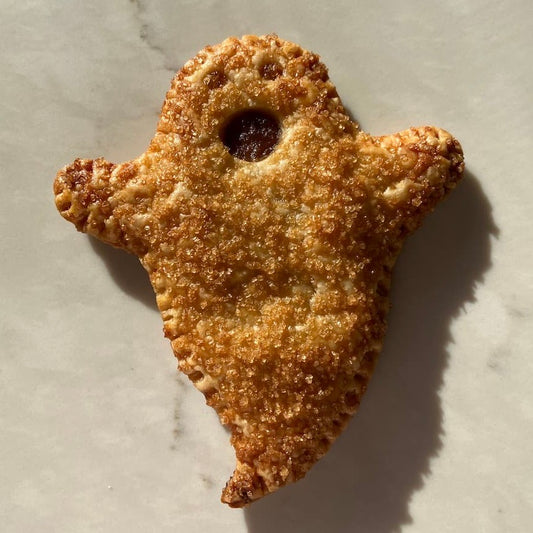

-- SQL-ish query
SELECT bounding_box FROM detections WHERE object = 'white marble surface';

[1,1,532,531]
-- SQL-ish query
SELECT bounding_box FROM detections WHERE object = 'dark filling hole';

[221,110,281,162]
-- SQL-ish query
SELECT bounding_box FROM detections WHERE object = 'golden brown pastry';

[54,34,464,507]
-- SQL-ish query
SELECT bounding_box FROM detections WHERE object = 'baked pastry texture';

[54,34,464,507]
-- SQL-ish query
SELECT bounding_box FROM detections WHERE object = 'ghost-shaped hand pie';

[54,35,464,507]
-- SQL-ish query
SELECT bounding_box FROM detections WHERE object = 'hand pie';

[54,34,464,506]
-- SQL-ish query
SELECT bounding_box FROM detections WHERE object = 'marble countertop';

[1,1,532,531]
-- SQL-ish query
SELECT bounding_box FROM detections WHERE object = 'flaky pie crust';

[54,34,464,507]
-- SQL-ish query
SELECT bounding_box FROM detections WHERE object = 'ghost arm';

[54,157,153,256]
[357,126,464,235]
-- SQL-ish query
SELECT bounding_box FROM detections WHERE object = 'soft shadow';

[245,170,497,533]
[88,236,158,311]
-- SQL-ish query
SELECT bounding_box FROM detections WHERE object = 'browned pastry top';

[54,34,464,507]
